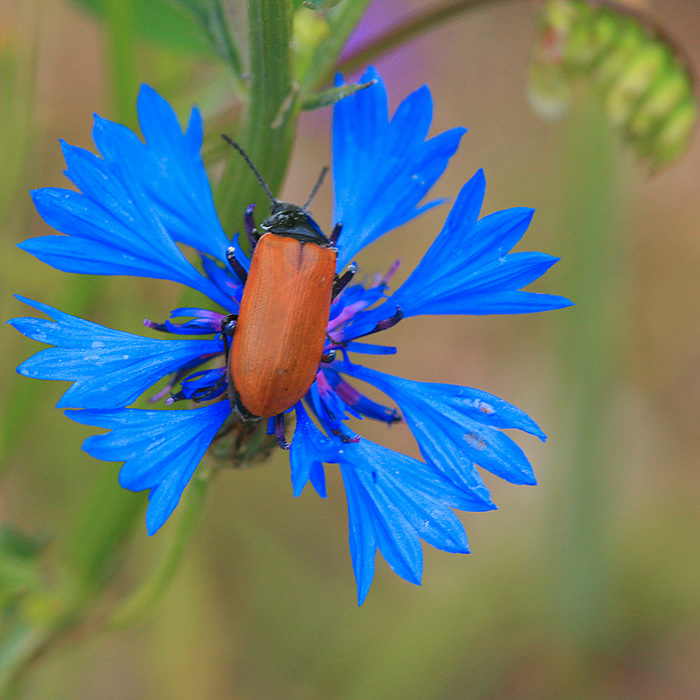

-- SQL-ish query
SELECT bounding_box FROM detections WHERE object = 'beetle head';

[221,135,330,247]
[261,202,328,246]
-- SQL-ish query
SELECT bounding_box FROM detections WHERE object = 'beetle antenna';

[303,166,329,211]
[221,134,277,206]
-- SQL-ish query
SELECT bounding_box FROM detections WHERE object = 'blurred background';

[1,0,699,697]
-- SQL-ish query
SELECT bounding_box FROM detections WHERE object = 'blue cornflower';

[9,68,571,603]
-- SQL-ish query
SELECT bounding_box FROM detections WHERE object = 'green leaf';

[169,0,247,89]
[72,0,213,55]
[301,79,376,110]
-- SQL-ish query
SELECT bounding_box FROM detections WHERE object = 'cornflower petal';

[9,297,223,409]
[135,85,233,262]
[382,170,574,317]
[323,369,399,423]
[22,88,240,311]
[332,67,466,270]
[289,401,332,497]
[336,437,472,604]
[347,365,542,489]
[180,368,227,401]
[66,402,230,535]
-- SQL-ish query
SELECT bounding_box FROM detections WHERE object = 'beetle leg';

[226,248,248,284]
[332,262,357,300]
[329,222,342,247]
[354,306,404,339]
[220,314,238,352]
[191,373,227,403]
[217,316,260,422]
[245,204,261,251]
[219,313,238,413]
[330,428,360,444]
[234,396,259,421]
[273,414,291,450]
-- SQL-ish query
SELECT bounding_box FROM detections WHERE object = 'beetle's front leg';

[332,262,357,299]
[227,248,248,285]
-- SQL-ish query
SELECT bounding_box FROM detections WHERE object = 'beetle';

[220,137,355,444]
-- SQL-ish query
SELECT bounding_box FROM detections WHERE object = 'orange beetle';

[221,137,348,432]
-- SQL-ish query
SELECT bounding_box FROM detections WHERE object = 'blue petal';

[340,464,376,605]
[336,437,473,604]
[24,85,243,311]
[348,365,543,488]
[344,341,397,355]
[333,68,466,270]
[201,254,245,307]
[8,297,223,409]
[122,85,232,261]
[25,189,235,312]
[66,401,230,534]
[180,368,227,401]
[289,402,334,497]
[373,170,574,317]
[323,369,399,423]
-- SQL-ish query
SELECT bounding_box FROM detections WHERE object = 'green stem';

[0,471,211,696]
[63,466,146,596]
[106,468,213,631]
[215,0,295,232]
[553,95,630,656]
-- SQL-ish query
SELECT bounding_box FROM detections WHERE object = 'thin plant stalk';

[552,93,630,659]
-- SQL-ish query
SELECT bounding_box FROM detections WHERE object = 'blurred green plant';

[529,0,697,170]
